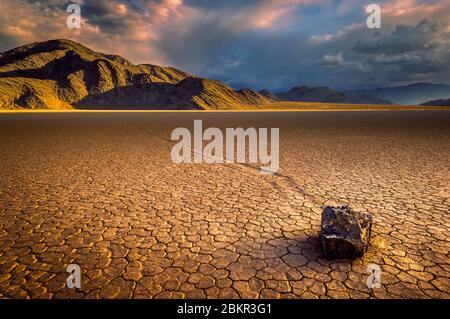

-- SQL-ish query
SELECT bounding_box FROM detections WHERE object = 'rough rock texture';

[321,205,372,260]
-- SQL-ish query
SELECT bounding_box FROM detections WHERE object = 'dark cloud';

[343,19,450,87]
[354,19,447,55]
[79,0,141,34]
[0,1,449,90]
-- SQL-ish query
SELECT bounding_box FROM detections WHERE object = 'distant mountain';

[346,83,450,105]
[266,85,393,105]
[0,39,271,110]
[278,86,346,102]
[420,99,450,106]
[258,89,282,101]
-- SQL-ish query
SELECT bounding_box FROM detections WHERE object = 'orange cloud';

[0,0,189,65]
[117,4,128,15]
[247,0,328,29]
[147,0,184,24]
[0,0,448,71]
[382,0,450,25]
[383,0,445,16]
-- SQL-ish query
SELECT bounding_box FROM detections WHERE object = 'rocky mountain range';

[0,39,271,110]
[346,83,450,105]
[259,86,393,105]
[1,39,449,110]
[420,99,450,106]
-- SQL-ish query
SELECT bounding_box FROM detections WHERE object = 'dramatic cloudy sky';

[0,0,449,90]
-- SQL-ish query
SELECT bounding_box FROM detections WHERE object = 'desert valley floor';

[0,111,449,299]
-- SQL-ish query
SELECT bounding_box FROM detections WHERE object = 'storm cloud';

[0,0,449,90]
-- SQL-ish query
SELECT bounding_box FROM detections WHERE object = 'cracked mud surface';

[0,111,449,299]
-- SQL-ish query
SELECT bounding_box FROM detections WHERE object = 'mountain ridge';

[0,39,271,110]
[259,85,393,105]
[346,83,450,105]
[420,98,450,106]
[1,39,448,109]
